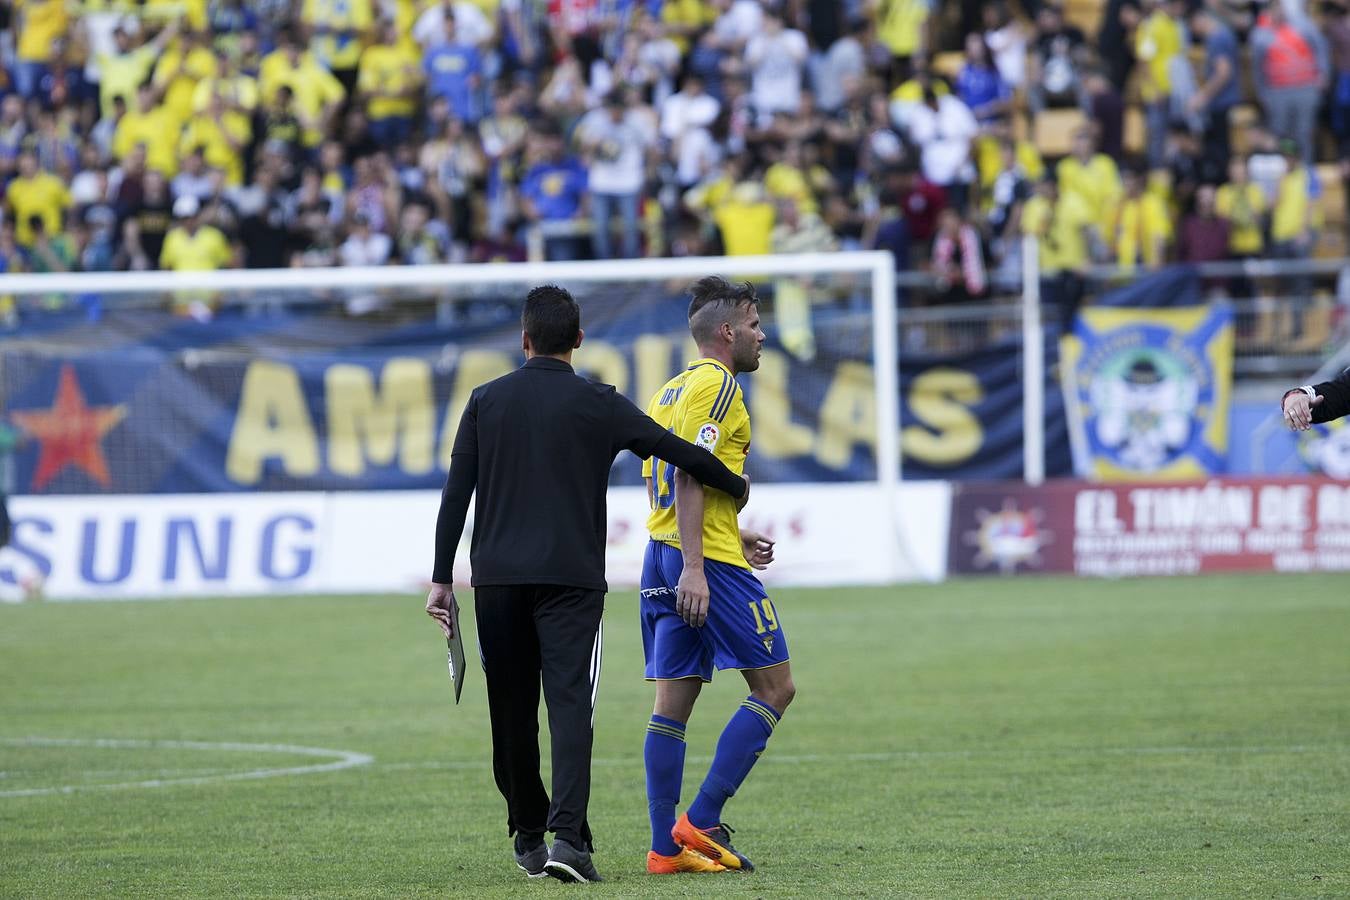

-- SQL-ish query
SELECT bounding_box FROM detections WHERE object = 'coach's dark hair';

[688,276,758,344]
[523,284,581,355]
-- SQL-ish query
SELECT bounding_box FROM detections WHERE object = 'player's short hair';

[523,284,581,355]
[688,277,758,344]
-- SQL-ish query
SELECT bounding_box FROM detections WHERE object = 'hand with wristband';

[1282,385,1323,431]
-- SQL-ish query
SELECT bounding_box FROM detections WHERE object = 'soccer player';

[639,276,794,874]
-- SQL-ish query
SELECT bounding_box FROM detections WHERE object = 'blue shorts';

[639,540,790,682]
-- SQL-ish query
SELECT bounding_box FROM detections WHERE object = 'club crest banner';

[1060,304,1234,481]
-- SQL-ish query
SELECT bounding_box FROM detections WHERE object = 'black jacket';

[431,356,746,591]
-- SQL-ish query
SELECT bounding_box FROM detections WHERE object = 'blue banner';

[1,301,1070,494]
[899,336,1072,481]
[1090,266,1204,308]
[1060,304,1235,480]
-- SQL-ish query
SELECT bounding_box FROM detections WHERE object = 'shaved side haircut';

[687,277,759,345]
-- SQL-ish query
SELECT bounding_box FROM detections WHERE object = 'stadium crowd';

[0,0,1346,299]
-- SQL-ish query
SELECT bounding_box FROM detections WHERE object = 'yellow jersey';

[192,75,260,114]
[713,198,774,257]
[661,0,717,52]
[876,0,928,57]
[1057,153,1122,236]
[161,225,232,271]
[358,42,421,120]
[153,45,219,126]
[179,110,252,186]
[764,162,817,214]
[5,172,72,246]
[259,50,347,147]
[1215,182,1265,255]
[684,173,734,214]
[1272,166,1314,243]
[1135,11,1182,102]
[97,45,158,120]
[303,0,374,71]
[144,0,208,31]
[113,106,181,177]
[1022,191,1093,274]
[644,359,750,570]
[16,0,68,63]
[1115,193,1172,269]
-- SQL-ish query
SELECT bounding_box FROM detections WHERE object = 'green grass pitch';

[2,574,1348,898]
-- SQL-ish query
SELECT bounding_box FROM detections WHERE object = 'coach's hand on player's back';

[1283,391,1323,431]
[425,583,458,639]
[736,474,751,512]
[676,566,711,628]
[741,531,775,570]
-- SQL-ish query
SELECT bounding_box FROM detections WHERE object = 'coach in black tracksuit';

[425,285,748,884]
[1282,368,1350,431]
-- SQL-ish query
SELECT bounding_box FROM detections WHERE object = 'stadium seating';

[932,51,964,81]
[1123,107,1146,157]
[1033,109,1088,158]
[1063,0,1105,35]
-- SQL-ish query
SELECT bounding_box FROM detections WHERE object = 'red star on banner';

[12,364,128,491]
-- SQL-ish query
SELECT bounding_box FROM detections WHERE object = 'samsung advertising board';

[1,494,329,598]
[1,484,950,600]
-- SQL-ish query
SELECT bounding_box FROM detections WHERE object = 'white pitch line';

[6,740,1345,796]
[375,743,1350,773]
[0,737,373,799]
[0,766,241,779]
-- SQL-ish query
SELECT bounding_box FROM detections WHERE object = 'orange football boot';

[671,813,755,871]
[646,847,729,874]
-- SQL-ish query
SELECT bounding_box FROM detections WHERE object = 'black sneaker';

[544,838,604,883]
[515,835,549,878]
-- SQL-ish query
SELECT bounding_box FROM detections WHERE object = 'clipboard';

[446,605,467,704]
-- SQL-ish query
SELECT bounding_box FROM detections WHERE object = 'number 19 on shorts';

[749,598,778,634]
